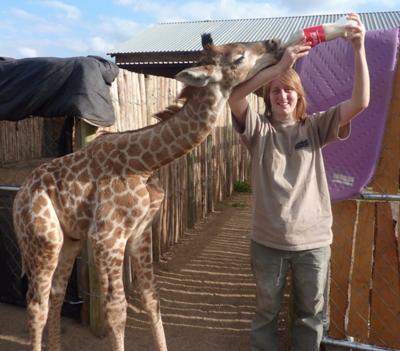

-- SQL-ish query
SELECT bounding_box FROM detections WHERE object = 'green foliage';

[233,180,252,193]
[231,202,247,208]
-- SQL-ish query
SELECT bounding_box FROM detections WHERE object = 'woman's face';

[269,79,298,123]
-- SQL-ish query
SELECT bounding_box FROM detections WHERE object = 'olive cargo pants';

[250,241,330,351]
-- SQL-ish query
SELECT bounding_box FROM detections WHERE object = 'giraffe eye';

[233,55,244,65]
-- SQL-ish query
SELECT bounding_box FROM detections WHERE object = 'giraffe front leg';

[26,280,51,351]
[47,238,82,351]
[90,235,127,351]
[128,228,168,351]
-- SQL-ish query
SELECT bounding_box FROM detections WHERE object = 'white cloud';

[209,0,285,19]
[113,0,285,22]
[114,0,399,21]
[97,16,141,38]
[89,36,114,52]
[9,8,42,21]
[82,16,143,53]
[113,0,138,5]
[55,38,89,53]
[381,0,399,5]
[33,23,70,34]
[41,0,81,20]
[113,0,143,8]
[281,0,364,15]
[7,7,69,34]
[18,47,39,57]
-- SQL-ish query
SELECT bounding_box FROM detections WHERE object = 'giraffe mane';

[153,85,198,122]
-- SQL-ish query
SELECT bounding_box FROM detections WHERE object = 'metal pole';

[323,337,400,351]
[359,192,400,201]
[0,185,20,191]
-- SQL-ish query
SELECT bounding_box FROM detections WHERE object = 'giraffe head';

[175,33,282,91]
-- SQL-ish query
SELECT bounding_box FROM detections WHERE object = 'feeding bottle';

[283,16,358,48]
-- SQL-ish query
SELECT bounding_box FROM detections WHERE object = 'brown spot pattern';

[114,194,134,208]
[161,127,174,144]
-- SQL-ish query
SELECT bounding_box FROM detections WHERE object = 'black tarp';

[0,56,119,127]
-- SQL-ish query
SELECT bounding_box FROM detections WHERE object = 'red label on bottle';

[303,25,326,47]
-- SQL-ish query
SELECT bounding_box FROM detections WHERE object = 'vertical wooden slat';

[180,156,187,234]
[151,170,163,262]
[110,78,120,129]
[144,75,152,125]
[118,70,126,131]
[195,148,202,218]
[206,134,214,212]
[369,202,400,349]
[129,72,136,130]
[139,74,147,129]
[330,200,357,339]
[347,201,375,342]
[173,161,179,244]
[369,63,400,194]
[186,152,195,228]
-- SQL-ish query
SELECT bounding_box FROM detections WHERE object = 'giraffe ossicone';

[13,33,281,351]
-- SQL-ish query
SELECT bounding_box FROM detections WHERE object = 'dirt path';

[0,192,255,351]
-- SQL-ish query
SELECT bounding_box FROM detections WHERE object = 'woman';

[228,13,369,351]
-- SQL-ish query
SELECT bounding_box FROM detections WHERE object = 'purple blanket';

[296,28,399,201]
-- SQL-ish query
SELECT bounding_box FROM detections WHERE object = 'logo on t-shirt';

[294,139,310,150]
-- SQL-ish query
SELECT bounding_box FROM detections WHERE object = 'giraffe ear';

[175,65,222,87]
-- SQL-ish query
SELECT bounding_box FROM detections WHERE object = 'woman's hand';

[345,13,366,50]
[276,40,311,72]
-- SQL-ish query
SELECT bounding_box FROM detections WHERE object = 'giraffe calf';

[13,33,281,351]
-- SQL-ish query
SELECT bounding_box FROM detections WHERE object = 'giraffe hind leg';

[47,237,82,351]
[14,191,63,351]
[24,226,63,350]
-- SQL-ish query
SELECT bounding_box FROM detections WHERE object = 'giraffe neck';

[122,84,228,171]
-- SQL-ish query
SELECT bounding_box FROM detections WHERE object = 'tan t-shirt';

[233,105,350,251]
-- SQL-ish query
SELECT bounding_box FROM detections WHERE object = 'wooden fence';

[326,60,400,349]
[0,117,71,185]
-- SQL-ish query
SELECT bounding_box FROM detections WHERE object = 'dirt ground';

[0,193,256,351]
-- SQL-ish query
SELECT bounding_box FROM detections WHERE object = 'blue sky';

[1,0,399,59]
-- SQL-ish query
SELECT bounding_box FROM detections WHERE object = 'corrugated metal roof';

[110,11,400,55]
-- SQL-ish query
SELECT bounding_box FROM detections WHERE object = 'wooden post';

[74,119,106,337]
[369,62,400,194]
[186,152,196,228]
[151,170,162,262]
[369,202,400,348]
[329,200,358,339]
[206,134,214,213]
[347,201,375,342]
